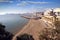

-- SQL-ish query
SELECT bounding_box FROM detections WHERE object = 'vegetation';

[0,23,14,40]
[17,34,34,40]
[39,20,60,40]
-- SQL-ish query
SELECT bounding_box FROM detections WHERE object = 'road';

[12,19,53,40]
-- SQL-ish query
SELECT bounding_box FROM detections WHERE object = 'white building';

[54,8,60,16]
[44,8,60,16]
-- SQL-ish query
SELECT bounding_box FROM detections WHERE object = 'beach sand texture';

[13,19,49,40]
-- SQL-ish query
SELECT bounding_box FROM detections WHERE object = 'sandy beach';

[12,19,52,40]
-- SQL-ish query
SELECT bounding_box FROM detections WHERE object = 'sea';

[0,14,29,34]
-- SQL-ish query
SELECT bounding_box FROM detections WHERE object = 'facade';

[44,8,60,16]
[54,8,60,16]
[44,9,52,16]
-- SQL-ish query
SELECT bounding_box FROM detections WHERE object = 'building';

[44,8,60,16]
[36,12,44,17]
[54,8,60,16]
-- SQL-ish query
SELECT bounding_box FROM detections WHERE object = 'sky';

[0,0,60,15]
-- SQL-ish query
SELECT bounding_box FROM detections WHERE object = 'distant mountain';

[0,13,35,18]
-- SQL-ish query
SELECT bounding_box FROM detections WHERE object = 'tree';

[0,23,14,40]
[39,28,58,40]
[39,21,60,40]
[58,12,60,16]
[17,34,34,40]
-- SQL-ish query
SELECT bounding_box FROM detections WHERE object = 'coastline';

[12,19,29,35]
[12,19,47,40]
[15,19,30,34]
[12,19,30,40]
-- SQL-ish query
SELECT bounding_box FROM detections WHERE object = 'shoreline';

[12,19,46,40]
[12,19,30,40]
[12,19,29,35]
[12,18,53,40]
[14,19,30,35]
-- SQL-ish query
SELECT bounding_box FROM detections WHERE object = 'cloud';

[0,0,13,3]
[17,1,49,6]
[17,1,28,6]
[28,1,49,4]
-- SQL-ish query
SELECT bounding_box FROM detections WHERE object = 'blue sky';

[0,0,60,14]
